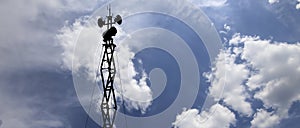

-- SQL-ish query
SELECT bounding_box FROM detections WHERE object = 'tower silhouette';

[97,5,122,128]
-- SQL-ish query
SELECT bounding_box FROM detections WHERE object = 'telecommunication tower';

[97,5,122,128]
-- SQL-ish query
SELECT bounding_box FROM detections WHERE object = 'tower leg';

[99,41,117,128]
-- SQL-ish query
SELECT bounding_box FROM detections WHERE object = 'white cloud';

[173,103,236,128]
[227,34,300,126]
[251,109,280,128]
[297,0,300,9]
[115,44,152,113]
[229,33,260,46]
[219,24,231,35]
[198,33,300,127]
[189,0,228,7]
[57,16,98,74]
[205,49,253,116]
[224,24,231,32]
[268,0,279,4]
[241,36,300,116]
[267,0,300,10]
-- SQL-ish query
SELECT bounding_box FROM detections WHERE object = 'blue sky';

[0,0,300,128]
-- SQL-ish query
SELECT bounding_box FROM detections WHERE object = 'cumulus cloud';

[204,48,253,116]
[57,16,98,75]
[251,109,280,128]
[175,33,300,127]
[173,103,236,128]
[240,36,300,116]
[115,44,152,113]
[230,33,300,126]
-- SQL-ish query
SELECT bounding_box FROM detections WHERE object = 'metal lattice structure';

[97,5,122,128]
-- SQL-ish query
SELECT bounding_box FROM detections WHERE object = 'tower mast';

[97,5,122,128]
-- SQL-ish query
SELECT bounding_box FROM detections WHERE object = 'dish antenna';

[98,18,105,28]
[114,15,122,25]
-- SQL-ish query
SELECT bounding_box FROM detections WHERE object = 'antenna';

[96,5,122,128]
